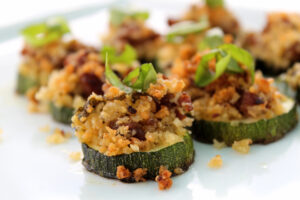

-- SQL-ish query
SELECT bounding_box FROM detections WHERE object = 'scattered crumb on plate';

[232,139,253,154]
[69,151,82,161]
[47,128,72,144]
[208,155,223,169]
[155,166,173,190]
[39,125,50,133]
[213,139,226,149]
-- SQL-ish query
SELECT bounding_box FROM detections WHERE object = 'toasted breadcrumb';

[116,165,131,180]
[39,125,50,133]
[69,151,82,161]
[133,168,147,182]
[47,128,72,144]
[155,166,173,190]
[208,155,223,169]
[232,139,253,154]
[213,139,226,150]
[174,167,184,175]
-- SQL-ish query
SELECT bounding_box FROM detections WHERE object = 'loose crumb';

[155,166,173,190]
[208,155,223,169]
[213,139,226,150]
[174,167,184,175]
[69,151,82,161]
[232,139,253,154]
[39,125,50,133]
[133,168,147,182]
[116,165,131,180]
[46,128,72,144]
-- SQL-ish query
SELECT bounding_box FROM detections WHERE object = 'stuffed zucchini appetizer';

[284,62,300,102]
[239,12,300,75]
[17,17,91,95]
[171,44,298,145]
[167,0,240,36]
[36,45,138,124]
[102,8,162,67]
[72,59,194,182]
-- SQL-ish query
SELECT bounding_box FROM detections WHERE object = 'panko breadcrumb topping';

[39,125,50,133]
[208,155,223,169]
[47,128,72,144]
[116,165,131,180]
[155,166,173,190]
[133,168,148,182]
[69,151,82,161]
[232,139,253,154]
[213,139,226,150]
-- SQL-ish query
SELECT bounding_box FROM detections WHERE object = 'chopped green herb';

[195,44,255,87]
[110,8,149,26]
[198,35,224,50]
[21,17,70,47]
[101,44,137,65]
[167,17,209,42]
[205,0,224,8]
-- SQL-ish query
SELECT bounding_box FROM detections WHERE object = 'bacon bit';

[208,155,223,169]
[155,166,173,190]
[167,18,179,26]
[175,109,186,120]
[232,139,253,154]
[79,73,103,98]
[178,92,193,112]
[133,168,147,182]
[238,92,264,115]
[116,165,131,180]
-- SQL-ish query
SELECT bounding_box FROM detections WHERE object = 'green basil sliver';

[198,35,224,50]
[205,0,224,8]
[101,44,137,65]
[110,8,149,26]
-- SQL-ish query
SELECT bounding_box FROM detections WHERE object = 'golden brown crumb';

[39,125,50,133]
[208,155,223,169]
[133,168,147,182]
[69,151,82,161]
[213,139,226,150]
[46,128,72,144]
[155,166,173,190]
[174,167,184,175]
[232,139,253,154]
[116,165,131,180]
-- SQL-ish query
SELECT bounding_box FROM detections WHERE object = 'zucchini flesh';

[82,133,194,182]
[192,102,298,145]
[16,73,39,95]
[49,102,74,124]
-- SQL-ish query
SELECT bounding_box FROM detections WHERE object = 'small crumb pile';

[69,151,82,161]
[39,125,50,133]
[47,128,72,144]
[213,139,226,150]
[133,168,148,182]
[155,166,173,190]
[174,167,184,175]
[208,155,223,169]
[232,139,253,154]
[116,165,148,182]
[116,165,132,180]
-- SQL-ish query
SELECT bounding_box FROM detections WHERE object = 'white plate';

[0,4,300,200]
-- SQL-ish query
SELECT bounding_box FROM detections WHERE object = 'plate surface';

[0,4,300,200]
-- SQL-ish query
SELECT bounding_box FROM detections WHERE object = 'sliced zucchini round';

[192,99,298,145]
[49,102,74,124]
[16,73,39,95]
[82,133,194,182]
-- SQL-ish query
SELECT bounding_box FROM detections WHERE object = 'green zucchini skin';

[82,133,194,182]
[255,59,288,76]
[192,103,298,145]
[49,102,74,124]
[16,73,39,95]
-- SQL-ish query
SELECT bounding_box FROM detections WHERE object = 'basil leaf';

[21,17,70,47]
[198,35,224,50]
[101,44,137,65]
[105,54,133,93]
[110,8,149,26]
[219,44,255,81]
[124,63,157,92]
[167,18,209,42]
[226,58,243,73]
[205,0,224,8]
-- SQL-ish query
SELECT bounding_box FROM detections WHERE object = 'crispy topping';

[232,139,253,154]
[133,168,147,182]
[46,128,72,144]
[116,165,131,180]
[69,151,82,161]
[208,155,223,169]
[155,166,173,190]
